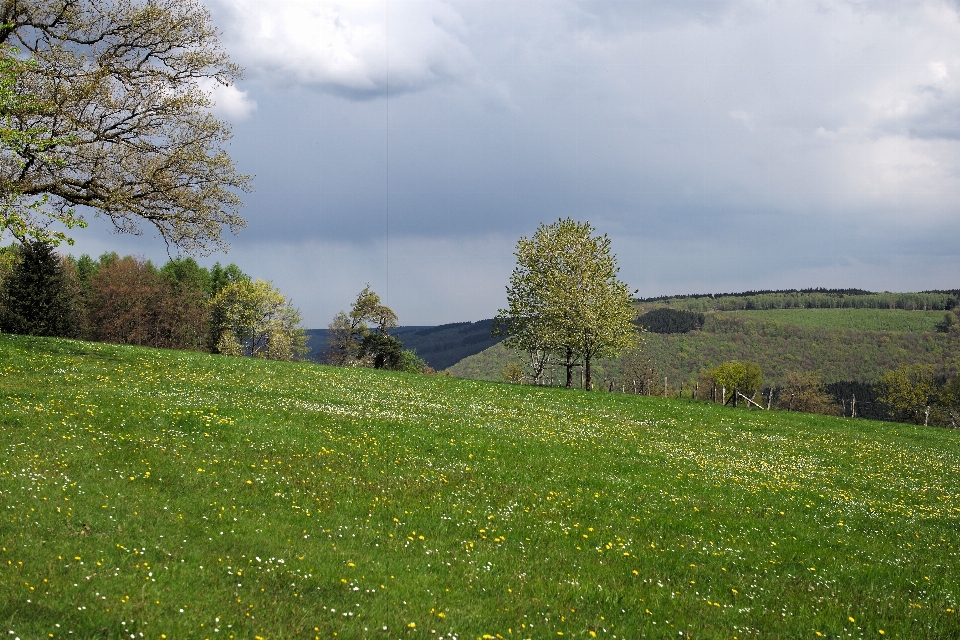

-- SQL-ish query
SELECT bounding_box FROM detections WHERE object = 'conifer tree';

[0,240,79,337]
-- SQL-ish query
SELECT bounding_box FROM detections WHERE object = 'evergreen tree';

[0,240,79,337]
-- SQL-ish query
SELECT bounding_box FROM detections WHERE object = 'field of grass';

[727,309,945,333]
[2,334,960,639]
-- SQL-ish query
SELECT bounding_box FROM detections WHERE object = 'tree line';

[644,291,958,312]
[598,351,960,428]
[0,240,305,360]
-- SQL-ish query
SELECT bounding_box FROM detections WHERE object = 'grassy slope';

[726,309,944,333]
[2,335,959,639]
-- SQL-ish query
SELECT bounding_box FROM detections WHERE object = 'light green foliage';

[0,44,85,246]
[0,1,251,254]
[495,218,639,389]
[397,349,428,374]
[501,361,524,384]
[707,361,762,402]
[878,364,939,425]
[732,308,944,333]
[209,279,307,361]
[2,335,960,637]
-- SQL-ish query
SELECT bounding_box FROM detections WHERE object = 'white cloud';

[198,78,257,121]
[210,0,476,99]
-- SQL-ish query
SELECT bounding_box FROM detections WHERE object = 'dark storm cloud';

[64,0,960,326]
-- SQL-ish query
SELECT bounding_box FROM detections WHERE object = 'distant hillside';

[397,319,503,370]
[303,320,502,370]
[449,309,960,388]
[303,326,430,361]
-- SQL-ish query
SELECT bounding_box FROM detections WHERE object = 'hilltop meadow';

[1,334,959,638]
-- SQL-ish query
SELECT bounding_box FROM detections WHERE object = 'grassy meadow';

[726,309,945,333]
[2,334,960,639]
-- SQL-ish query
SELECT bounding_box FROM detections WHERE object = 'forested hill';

[396,319,503,370]
[304,320,503,370]
[449,307,960,389]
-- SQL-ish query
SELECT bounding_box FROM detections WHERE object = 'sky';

[65,0,960,327]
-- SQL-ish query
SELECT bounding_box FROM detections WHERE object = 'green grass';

[728,309,945,333]
[2,334,960,639]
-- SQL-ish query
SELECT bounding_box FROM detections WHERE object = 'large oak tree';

[0,0,251,253]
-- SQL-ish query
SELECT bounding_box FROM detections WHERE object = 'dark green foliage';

[637,308,704,333]
[935,310,959,333]
[208,262,250,298]
[0,241,80,338]
[639,287,876,303]
[358,332,404,370]
[160,257,211,295]
[824,381,886,420]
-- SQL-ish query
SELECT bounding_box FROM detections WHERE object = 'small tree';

[324,285,398,366]
[778,372,838,415]
[0,240,80,337]
[358,332,404,370]
[501,362,525,384]
[205,262,250,352]
[878,364,939,425]
[707,361,762,404]
[494,218,639,390]
[209,279,307,361]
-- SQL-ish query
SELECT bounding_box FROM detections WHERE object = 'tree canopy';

[0,0,251,253]
[209,279,307,361]
[494,218,639,390]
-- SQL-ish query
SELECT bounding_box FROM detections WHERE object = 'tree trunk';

[585,354,593,391]
[565,347,574,388]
